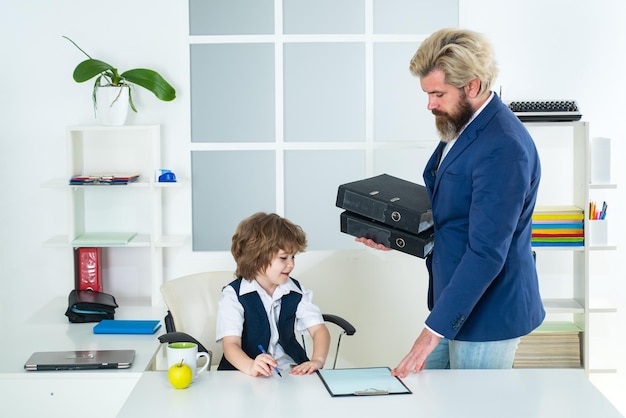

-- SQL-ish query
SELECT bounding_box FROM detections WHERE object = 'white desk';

[0,297,165,418]
[118,369,623,418]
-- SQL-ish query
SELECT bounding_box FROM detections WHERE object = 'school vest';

[218,278,309,370]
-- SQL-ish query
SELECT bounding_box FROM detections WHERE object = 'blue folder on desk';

[93,319,162,334]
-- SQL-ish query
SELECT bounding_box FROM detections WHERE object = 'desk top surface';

[118,368,623,418]
[1,297,164,376]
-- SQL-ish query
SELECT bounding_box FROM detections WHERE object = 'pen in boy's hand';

[257,344,282,377]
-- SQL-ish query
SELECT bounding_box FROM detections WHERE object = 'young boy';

[216,212,330,377]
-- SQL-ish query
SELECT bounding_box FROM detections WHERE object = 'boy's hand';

[250,353,278,377]
[289,359,323,375]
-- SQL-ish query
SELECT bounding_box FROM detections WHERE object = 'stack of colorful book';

[531,205,584,247]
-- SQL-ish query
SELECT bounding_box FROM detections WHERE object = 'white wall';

[1,0,624,414]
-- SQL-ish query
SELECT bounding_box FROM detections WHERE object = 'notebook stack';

[514,322,582,368]
[69,173,140,185]
[531,205,584,247]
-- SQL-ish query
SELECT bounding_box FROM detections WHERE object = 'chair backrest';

[160,271,234,367]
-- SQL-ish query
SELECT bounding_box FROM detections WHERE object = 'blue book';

[93,319,162,335]
[532,222,583,229]
[531,242,584,247]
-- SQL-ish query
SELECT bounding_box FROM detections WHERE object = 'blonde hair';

[410,28,498,97]
[231,212,307,280]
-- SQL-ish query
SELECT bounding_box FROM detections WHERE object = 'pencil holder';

[588,220,608,246]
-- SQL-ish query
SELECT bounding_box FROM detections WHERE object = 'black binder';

[336,174,433,235]
[340,211,434,258]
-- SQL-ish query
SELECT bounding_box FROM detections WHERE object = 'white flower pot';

[95,85,130,126]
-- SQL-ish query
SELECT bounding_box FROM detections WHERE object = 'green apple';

[168,361,193,389]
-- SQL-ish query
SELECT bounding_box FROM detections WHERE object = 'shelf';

[44,125,183,306]
[154,180,185,189]
[42,178,185,189]
[588,298,618,313]
[589,183,617,190]
[542,298,584,314]
[43,235,70,248]
[541,298,618,315]
[525,121,619,374]
[588,244,618,251]
[43,234,187,249]
[588,307,618,314]
[155,235,188,248]
[589,368,618,374]
[41,178,68,188]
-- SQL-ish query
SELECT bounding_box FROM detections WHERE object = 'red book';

[75,247,102,292]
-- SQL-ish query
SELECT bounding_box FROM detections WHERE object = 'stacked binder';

[336,174,434,258]
[531,205,584,247]
[513,322,582,368]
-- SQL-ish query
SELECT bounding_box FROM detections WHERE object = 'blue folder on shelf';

[93,319,162,335]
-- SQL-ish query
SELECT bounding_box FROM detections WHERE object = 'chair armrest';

[164,311,176,333]
[322,314,356,335]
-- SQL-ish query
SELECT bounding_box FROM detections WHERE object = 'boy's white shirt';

[216,277,324,368]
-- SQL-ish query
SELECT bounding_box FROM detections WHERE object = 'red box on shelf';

[74,247,103,292]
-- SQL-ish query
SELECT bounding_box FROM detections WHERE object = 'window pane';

[284,43,365,142]
[285,150,365,250]
[191,44,275,143]
[192,151,276,250]
[189,0,274,35]
[373,0,459,34]
[283,0,364,34]
[374,43,438,142]
[373,147,435,186]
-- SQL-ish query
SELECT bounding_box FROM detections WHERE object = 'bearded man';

[358,28,545,375]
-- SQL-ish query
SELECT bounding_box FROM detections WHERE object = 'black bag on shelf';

[64,289,118,323]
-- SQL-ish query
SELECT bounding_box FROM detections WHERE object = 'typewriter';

[507,100,582,122]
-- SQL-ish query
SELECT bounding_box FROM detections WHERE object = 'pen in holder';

[588,200,608,246]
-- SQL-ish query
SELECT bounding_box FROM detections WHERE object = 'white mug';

[166,342,209,381]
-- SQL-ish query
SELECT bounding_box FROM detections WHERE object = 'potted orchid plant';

[64,36,176,125]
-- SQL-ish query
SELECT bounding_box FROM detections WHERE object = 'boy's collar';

[239,277,302,296]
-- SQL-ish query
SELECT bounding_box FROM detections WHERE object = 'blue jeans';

[424,337,520,369]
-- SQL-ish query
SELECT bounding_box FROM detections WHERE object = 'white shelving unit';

[43,125,186,305]
[526,121,617,374]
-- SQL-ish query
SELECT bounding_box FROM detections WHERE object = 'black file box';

[340,211,434,258]
[336,174,433,235]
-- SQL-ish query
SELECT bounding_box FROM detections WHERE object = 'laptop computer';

[24,349,135,371]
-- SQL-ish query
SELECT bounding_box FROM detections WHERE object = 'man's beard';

[433,92,474,142]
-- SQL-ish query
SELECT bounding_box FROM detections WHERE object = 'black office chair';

[157,272,356,370]
[303,313,356,369]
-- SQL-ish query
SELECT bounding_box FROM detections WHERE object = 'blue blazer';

[423,93,545,341]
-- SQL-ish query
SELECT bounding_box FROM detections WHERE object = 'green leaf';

[73,59,116,83]
[128,88,138,113]
[121,68,176,102]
